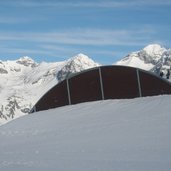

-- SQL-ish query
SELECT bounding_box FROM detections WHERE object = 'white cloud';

[0,27,164,60]
[2,0,171,8]
[0,47,58,56]
[141,0,171,5]
[0,16,45,24]
[0,28,154,46]
[0,1,127,8]
[0,17,29,24]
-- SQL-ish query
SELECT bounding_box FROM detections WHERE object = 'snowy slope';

[115,44,171,79]
[0,95,171,171]
[0,54,99,125]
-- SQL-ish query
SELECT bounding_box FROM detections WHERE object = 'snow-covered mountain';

[115,44,171,79]
[0,54,99,125]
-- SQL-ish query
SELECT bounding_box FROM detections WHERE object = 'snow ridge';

[115,44,171,78]
[0,54,99,125]
[16,56,37,67]
[57,54,99,82]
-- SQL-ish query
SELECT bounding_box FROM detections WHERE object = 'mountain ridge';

[115,44,171,78]
[0,54,99,125]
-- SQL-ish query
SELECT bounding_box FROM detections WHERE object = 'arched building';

[31,66,171,113]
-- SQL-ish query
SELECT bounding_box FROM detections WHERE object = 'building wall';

[32,66,171,113]
[139,71,171,96]
[35,80,69,111]
[101,66,140,99]
[69,68,102,104]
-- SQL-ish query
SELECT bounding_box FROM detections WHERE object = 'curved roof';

[31,65,171,113]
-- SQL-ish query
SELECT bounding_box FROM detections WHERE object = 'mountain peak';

[56,54,100,82]
[72,53,88,58]
[115,44,170,71]
[69,53,94,63]
[17,56,34,61]
[16,56,37,67]
[67,53,99,70]
[143,44,166,56]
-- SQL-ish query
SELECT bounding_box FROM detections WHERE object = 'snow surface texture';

[115,44,171,79]
[0,95,171,171]
[0,54,99,125]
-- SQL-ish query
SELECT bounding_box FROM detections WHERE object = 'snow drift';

[0,95,171,171]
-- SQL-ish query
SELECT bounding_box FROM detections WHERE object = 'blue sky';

[0,0,171,64]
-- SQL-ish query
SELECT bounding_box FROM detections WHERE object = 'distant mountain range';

[0,44,171,124]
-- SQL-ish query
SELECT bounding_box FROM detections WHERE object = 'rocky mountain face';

[0,54,99,125]
[115,44,171,79]
[57,54,99,82]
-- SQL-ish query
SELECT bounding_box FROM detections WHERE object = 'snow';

[115,52,154,70]
[143,44,166,57]
[115,44,171,72]
[0,95,171,171]
[1,44,171,125]
[0,54,99,125]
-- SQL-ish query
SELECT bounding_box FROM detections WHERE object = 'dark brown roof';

[31,65,171,113]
